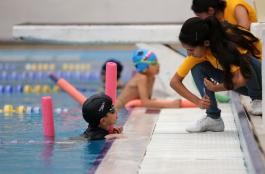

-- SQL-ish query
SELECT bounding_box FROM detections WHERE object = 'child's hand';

[113,126,123,134]
[198,95,211,109]
[105,134,126,140]
[109,126,123,134]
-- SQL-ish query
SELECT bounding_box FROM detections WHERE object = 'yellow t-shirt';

[224,0,262,59]
[224,0,257,24]
[176,50,239,78]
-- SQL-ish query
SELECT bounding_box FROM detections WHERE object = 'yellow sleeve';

[176,56,206,78]
[224,0,257,24]
[236,0,257,23]
[231,65,240,73]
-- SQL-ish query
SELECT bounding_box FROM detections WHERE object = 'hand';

[204,78,218,92]
[110,126,123,134]
[198,95,211,109]
[105,134,127,140]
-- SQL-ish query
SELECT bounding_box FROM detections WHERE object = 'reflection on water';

[42,137,55,166]
[85,140,112,174]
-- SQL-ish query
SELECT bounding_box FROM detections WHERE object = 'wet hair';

[179,16,259,89]
[101,59,123,79]
[192,0,226,13]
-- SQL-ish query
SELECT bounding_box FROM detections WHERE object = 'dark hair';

[101,59,123,79]
[179,16,259,89]
[192,0,226,13]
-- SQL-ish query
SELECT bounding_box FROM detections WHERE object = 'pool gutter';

[94,108,160,174]
[230,91,265,174]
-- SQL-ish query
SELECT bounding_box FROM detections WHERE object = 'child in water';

[101,59,124,89]
[82,93,123,140]
[115,49,181,111]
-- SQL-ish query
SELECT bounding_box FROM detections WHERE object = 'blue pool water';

[0,48,133,174]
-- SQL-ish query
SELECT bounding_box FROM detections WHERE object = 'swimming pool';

[0,47,133,174]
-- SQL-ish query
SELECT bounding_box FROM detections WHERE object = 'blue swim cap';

[132,49,157,73]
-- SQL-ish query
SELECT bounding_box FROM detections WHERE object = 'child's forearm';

[141,99,180,108]
[114,98,125,111]
[105,133,126,140]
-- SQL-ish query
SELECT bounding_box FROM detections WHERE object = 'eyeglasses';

[108,105,116,114]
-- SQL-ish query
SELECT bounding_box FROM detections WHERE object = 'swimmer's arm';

[114,97,123,111]
[115,78,135,110]
[105,134,126,140]
[115,88,129,111]
[234,5,251,30]
[57,136,87,149]
[138,76,180,108]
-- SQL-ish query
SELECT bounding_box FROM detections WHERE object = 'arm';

[170,73,210,109]
[114,80,132,111]
[234,5,251,30]
[105,133,126,140]
[114,97,124,111]
[137,76,180,108]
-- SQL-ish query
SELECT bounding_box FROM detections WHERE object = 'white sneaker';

[251,99,262,115]
[186,117,225,133]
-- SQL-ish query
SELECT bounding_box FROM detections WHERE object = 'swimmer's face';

[101,106,117,126]
[144,57,160,75]
[148,63,160,75]
[143,64,160,75]
[106,109,117,125]
[182,43,207,58]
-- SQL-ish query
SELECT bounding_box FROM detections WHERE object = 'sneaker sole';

[250,111,262,116]
[186,128,224,133]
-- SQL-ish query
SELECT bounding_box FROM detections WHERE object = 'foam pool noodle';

[105,62,117,133]
[42,96,55,137]
[49,73,86,105]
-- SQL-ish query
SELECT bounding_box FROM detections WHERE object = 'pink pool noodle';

[105,62,117,104]
[42,96,55,137]
[105,62,117,132]
[49,74,86,105]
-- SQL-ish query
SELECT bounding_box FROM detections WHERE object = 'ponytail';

[223,21,260,58]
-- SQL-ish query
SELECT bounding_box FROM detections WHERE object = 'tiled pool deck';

[96,103,247,174]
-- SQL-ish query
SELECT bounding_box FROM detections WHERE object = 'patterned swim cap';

[132,49,157,72]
